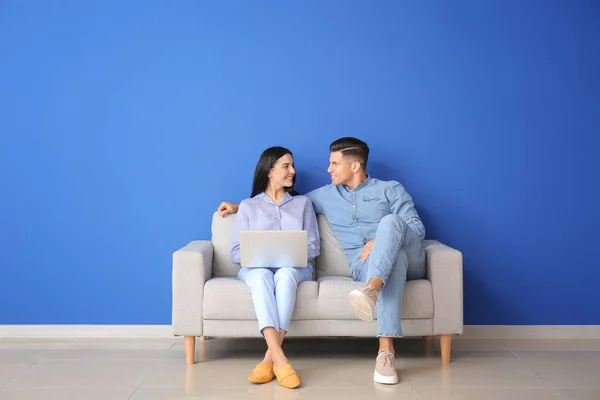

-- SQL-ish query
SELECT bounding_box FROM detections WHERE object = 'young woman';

[230,146,320,389]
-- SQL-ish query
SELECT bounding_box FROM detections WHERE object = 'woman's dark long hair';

[251,146,299,197]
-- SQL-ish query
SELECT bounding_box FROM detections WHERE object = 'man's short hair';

[329,137,370,170]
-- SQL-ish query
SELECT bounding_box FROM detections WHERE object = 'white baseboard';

[461,325,600,339]
[0,325,173,339]
[1,325,599,339]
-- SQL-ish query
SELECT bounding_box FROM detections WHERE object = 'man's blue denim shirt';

[307,176,425,252]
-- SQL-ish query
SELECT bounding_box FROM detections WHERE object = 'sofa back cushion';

[314,215,351,278]
[211,212,240,277]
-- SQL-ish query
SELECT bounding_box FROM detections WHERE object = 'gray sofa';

[172,212,463,364]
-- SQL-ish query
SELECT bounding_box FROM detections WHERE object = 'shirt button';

[352,205,355,208]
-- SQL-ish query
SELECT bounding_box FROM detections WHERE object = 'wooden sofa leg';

[185,336,196,365]
[424,335,432,341]
[200,336,207,341]
[440,334,451,364]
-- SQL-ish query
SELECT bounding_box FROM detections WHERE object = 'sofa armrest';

[426,241,463,335]
[172,240,213,336]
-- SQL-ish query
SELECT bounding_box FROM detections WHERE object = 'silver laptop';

[239,230,308,268]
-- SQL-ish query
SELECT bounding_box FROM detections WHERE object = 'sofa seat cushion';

[203,277,319,320]
[317,276,434,320]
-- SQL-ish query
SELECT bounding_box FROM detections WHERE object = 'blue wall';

[1,1,599,325]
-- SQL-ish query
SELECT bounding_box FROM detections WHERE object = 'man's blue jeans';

[348,214,426,337]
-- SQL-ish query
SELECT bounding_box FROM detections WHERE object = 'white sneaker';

[349,285,379,321]
[373,350,399,385]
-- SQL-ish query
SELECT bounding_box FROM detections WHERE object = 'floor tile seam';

[0,360,40,390]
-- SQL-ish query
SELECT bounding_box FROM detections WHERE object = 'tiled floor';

[0,337,599,399]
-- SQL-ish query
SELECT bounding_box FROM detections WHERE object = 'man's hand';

[360,239,375,262]
[217,202,239,217]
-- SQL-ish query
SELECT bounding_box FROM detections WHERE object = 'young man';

[218,137,426,385]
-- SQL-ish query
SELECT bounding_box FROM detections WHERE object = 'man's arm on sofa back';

[172,241,213,336]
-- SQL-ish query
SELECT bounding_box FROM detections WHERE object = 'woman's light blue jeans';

[238,266,313,334]
[348,214,426,338]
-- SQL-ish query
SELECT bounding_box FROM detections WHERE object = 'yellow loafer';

[274,363,300,389]
[249,363,275,384]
